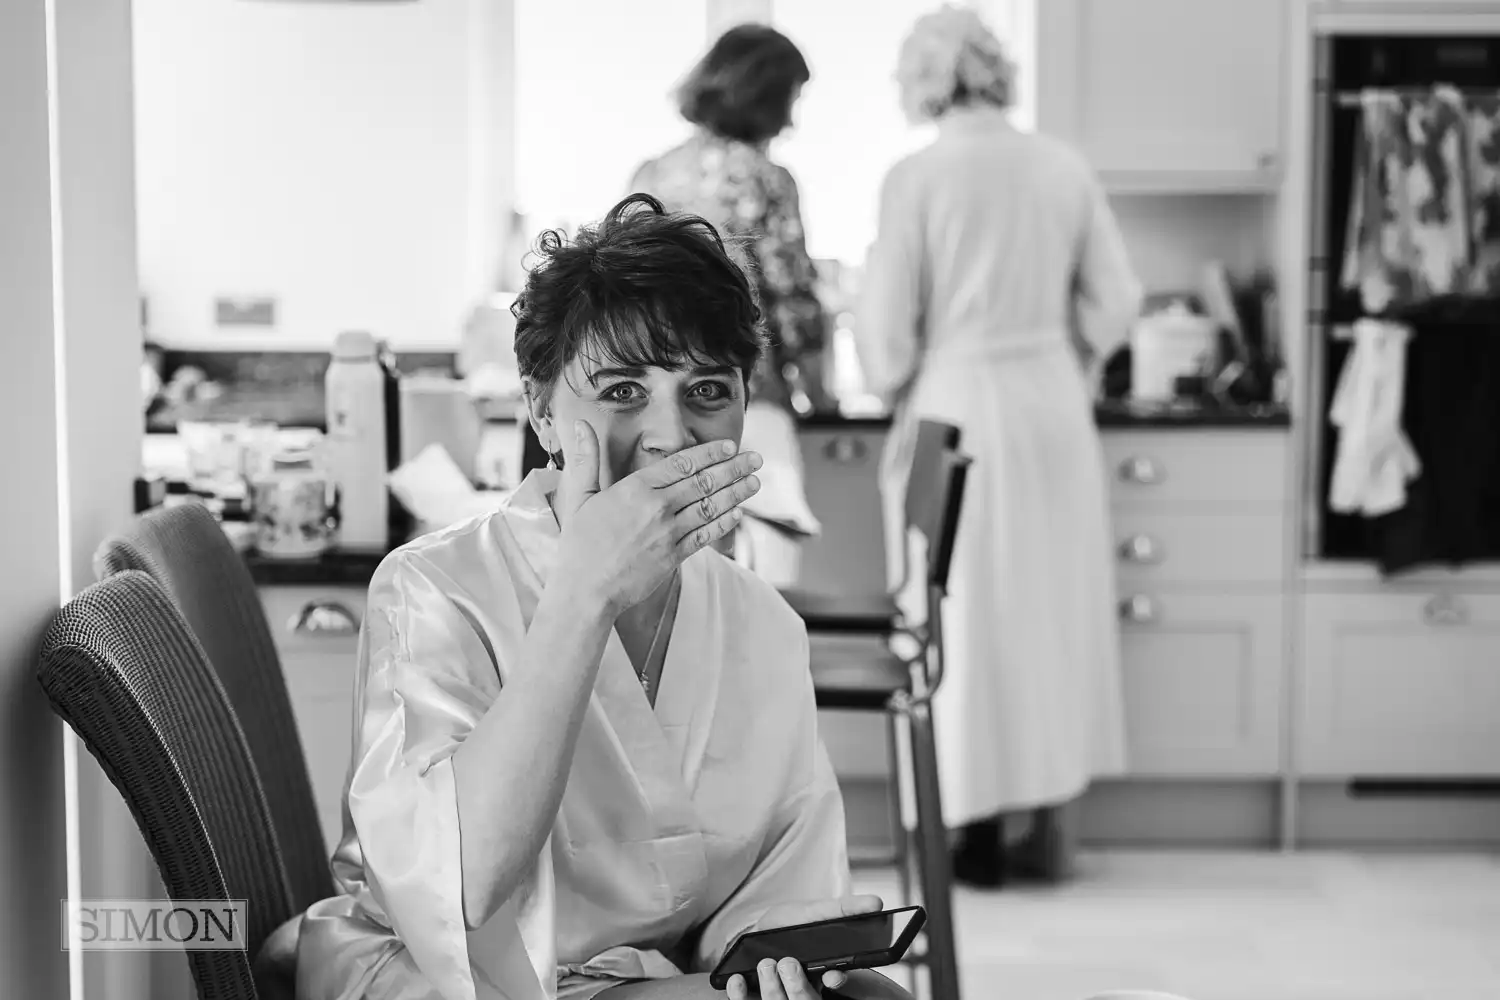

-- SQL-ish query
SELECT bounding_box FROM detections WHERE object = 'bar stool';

[783,420,970,1000]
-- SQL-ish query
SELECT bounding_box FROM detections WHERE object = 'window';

[770,0,1035,267]
[513,0,706,237]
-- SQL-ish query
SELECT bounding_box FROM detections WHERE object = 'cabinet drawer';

[1102,432,1287,511]
[1113,512,1284,587]
[1300,591,1500,777]
[1116,592,1284,776]
[260,585,367,656]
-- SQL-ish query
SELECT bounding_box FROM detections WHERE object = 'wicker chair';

[37,570,295,999]
[94,502,332,913]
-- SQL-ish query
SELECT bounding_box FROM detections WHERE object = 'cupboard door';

[1116,592,1284,776]
[1300,592,1500,777]
[1037,0,1285,189]
[261,585,365,852]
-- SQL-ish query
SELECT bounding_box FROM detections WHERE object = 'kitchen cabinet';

[1116,592,1284,775]
[1299,590,1500,778]
[260,584,365,853]
[1101,430,1289,512]
[1035,0,1286,192]
[1106,428,1291,778]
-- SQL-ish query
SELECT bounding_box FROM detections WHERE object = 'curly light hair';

[895,4,1016,123]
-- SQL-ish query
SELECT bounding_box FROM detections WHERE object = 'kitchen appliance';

[249,450,339,559]
[398,373,483,483]
[324,330,390,551]
[1128,306,1220,402]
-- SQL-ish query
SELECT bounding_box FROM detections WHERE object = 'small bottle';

[325,330,389,551]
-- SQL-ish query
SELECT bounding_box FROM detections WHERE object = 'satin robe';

[284,468,851,1000]
[856,107,1138,822]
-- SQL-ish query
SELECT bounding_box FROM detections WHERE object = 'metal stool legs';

[893,692,959,1000]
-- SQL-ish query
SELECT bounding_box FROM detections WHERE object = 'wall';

[3,2,146,999]
[133,0,512,350]
[0,3,71,996]
[1111,192,1277,294]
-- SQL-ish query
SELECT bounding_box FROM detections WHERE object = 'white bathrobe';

[856,107,1141,823]
[285,469,850,999]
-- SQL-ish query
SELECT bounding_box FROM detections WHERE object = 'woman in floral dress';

[631,24,833,583]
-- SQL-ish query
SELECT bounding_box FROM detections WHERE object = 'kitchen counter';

[803,401,1291,430]
[244,549,388,587]
[1093,399,1291,428]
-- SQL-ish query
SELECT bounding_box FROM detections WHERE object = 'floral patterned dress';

[631,130,830,415]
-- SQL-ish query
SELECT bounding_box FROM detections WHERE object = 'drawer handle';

[289,600,361,635]
[1423,594,1467,627]
[1118,456,1164,485]
[1118,534,1162,563]
[1118,594,1157,624]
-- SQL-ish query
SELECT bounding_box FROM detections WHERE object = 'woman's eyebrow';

[586,366,648,385]
[693,365,738,378]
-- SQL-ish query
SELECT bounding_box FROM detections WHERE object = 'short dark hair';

[511,193,765,398]
[676,24,810,144]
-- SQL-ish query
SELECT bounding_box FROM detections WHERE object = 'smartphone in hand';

[708,905,925,991]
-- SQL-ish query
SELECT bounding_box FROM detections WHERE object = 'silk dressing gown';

[856,106,1141,823]
[282,468,851,999]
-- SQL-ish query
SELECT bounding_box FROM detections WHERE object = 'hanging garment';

[1328,319,1421,517]
[1368,298,1500,575]
[1340,87,1475,313]
[1465,93,1500,295]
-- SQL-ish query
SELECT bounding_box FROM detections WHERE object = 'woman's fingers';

[661,450,763,513]
[777,958,819,1000]
[727,973,750,1000]
[673,472,760,533]
[822,970,849,992]
[632,439,741,489]
[757,959,789,1000]
[675,505,743,559]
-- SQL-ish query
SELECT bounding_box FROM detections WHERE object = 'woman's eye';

[691,381,732,401]
[602,383,642,403]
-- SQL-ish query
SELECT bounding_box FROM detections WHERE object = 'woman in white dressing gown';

[258,194,906,1000]
[290,474,850,999]
[857,8,1143,884]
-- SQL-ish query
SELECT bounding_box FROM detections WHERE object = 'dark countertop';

[799,401,1291,431]
[245,550,388,588]
[1093,399,1291,428]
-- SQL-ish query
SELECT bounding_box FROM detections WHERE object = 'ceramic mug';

[250,452,340,559]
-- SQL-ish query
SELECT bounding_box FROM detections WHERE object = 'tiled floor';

[854,850,1500,1000]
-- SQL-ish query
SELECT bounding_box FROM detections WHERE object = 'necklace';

[638,572,681,698]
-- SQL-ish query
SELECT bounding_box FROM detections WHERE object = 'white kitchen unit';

[1104,430,1291,777]
[1299,589,1500,777]
[1034,0,1286,192]
[260,584,366,853]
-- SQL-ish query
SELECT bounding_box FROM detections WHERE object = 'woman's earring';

[546,454,557,470]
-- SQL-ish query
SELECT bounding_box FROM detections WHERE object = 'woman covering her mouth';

[268,194,906,1000]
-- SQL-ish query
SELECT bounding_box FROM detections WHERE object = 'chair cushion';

[781,589,901,634]
[810,634,911,711]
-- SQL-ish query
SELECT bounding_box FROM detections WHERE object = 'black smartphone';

[708,905,925,991]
